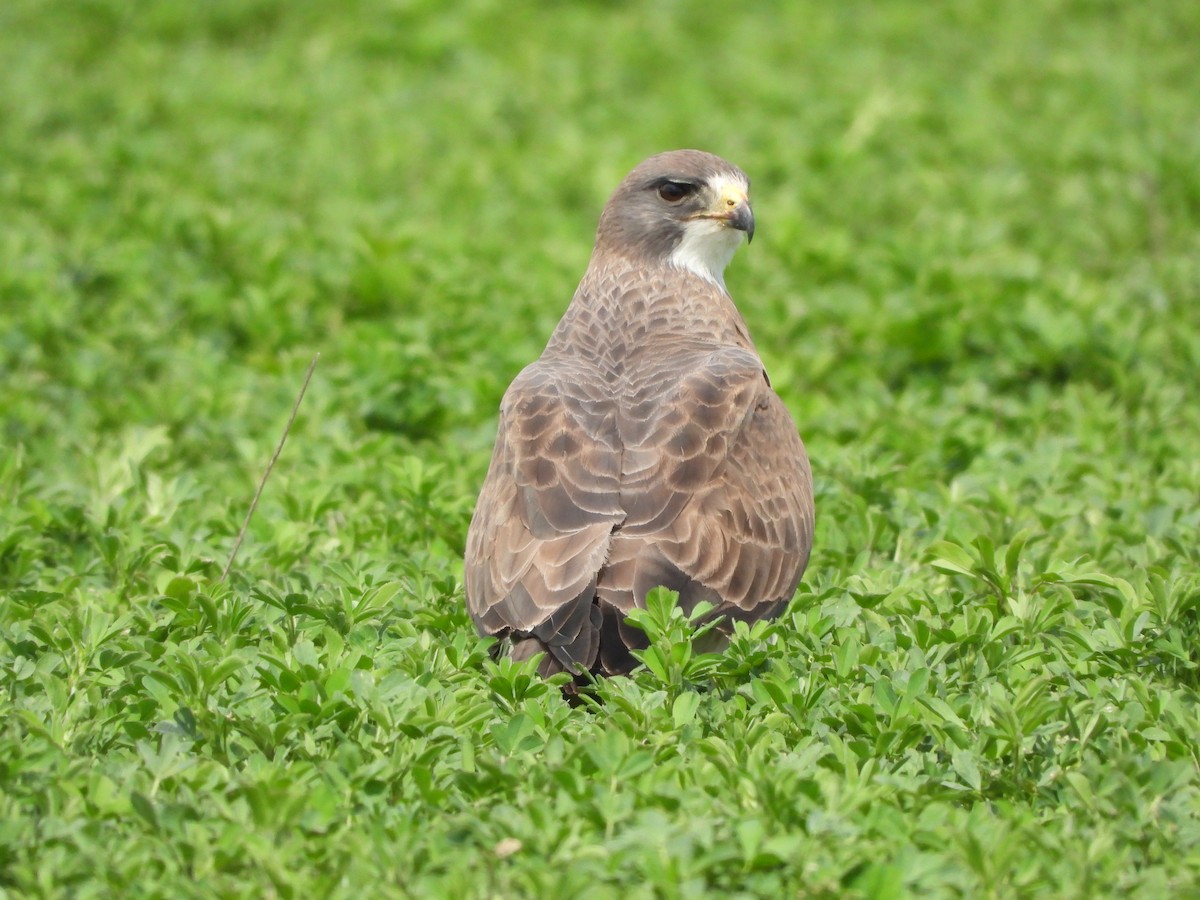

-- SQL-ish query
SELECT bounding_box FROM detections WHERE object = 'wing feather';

[614,346,813,617]
[465,359,622,671]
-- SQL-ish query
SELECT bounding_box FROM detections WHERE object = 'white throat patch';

[667,174,749,289]
[668,219,746,288]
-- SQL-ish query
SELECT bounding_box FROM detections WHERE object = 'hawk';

[465,149,813,679]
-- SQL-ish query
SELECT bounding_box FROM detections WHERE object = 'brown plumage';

[465,150,813,679]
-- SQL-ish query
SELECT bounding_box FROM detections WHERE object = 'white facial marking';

[667,174,749,289]
[669,219,744,287]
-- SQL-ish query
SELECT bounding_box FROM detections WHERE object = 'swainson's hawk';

[465,149,813,679]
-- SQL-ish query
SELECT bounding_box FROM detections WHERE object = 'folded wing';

[465,346,813,676]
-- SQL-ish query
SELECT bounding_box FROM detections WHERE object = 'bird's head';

[594,149,755,287]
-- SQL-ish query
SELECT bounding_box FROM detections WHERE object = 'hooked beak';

[714,183,755,243]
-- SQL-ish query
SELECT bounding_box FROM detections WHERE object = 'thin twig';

[220,352,321,582]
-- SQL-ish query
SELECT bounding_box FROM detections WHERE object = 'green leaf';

[952,749,982,792]
[130,791,158,829]
[293,638,320,669]
[672,692,701,728]
[926,541,976,577]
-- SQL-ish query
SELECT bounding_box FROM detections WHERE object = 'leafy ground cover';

[2,0,1199,895]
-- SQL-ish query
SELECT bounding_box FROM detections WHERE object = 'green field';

[3,0,1199,895]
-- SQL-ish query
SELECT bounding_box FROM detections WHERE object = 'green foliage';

[625,588,724,692]
[2,0,1200,895]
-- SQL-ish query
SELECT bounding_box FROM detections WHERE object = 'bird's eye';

[657,181,693,202]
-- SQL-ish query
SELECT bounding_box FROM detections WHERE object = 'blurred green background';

[2,0,1199,895]
[5,0,1197,573]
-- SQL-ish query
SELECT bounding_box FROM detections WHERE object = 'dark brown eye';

[657,181,693,202]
